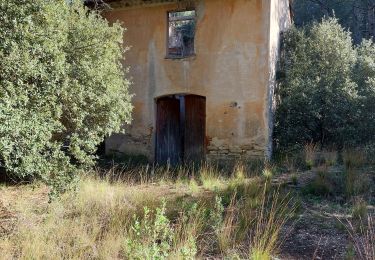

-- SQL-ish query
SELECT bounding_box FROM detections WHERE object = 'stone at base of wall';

[206,153,265,163]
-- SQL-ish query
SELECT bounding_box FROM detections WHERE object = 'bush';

[274,18,375,151]
[123,203,173,259]
[0,0,132,195]
[123,201,201,259]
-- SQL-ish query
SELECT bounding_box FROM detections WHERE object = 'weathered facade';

[103,0,291,164]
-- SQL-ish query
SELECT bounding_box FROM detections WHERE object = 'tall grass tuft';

[249,185,296,260]
[304,143,318,169]
[200,163,224,190]
[344,214,374,260]
[217,193,238,255]
[343,149,367,169]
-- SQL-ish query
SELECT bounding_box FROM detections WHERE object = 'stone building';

[102,0,292,164]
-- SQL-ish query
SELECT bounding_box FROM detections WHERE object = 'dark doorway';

[156,94,206,165]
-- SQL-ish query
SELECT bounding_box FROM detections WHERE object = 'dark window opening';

[167,10,196,58]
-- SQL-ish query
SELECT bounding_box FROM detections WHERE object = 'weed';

[188,178,200,193]
[262,167,274,180]
[171,203,205,259]
[302,165,332,197]
[123,202,173,259]
[217,194,238,254]
[200,163,224,191]
[352,199,368,223]
[304,143,318,169]
[343,149,367,169]
[320,150,338,166]
[344,169,370,198]
[211,196,225,231]
[291,174,298,185]
[249,185,296,260]
[343,214,374,260]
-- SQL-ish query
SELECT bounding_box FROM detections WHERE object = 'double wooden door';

[156,95,206,165]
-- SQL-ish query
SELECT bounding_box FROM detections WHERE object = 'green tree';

[0,0,132,195]
[274,18,358,150]
[354,40,375,144]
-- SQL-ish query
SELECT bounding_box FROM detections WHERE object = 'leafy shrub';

[274,18,375,151]
[211,196,225,231]
[171,203,203,259]
[123,201,202,260]
[123,202,173,259]
[0,0,132,195]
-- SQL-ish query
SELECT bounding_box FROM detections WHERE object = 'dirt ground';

[280,204,350,259]
[279,166,375,260]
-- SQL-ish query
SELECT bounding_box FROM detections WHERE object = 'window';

[167,10,196,58]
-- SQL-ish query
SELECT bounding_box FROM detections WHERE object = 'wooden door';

[183,95,206,162]
[156,96,182,165]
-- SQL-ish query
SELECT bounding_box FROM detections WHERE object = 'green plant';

[292,0,375,43]
[304,143,318,169]
[274,17,375,150]
[0,0,132,196]
[211,196,225,231]
[302,166,332,197]
[343,149,368,169]
[344,169,370,198]
[200,164,224,191]
[123,202,173,260]
[352,199,368,222]
[188,178,200,193]
[262,167,274,180]
[249,186,296,260]
[217,194,238,255]
[345,245,356,260]
[171,203,203,259]
[291,174,298,186]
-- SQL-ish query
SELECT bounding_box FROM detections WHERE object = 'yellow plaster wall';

[104,0,290,161]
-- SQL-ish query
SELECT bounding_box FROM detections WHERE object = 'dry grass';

[250,185,296,260]
[0,164,295,259]
[304,143,318,169]
[217,193,238,254]
[343,149,368,169]
[343,214,374,260]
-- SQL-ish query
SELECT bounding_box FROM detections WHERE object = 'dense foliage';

[0,0,132,195]
[274,18,375,151]
[292,0,375,43]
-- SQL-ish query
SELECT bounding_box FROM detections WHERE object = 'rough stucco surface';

[104,0,291,162]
